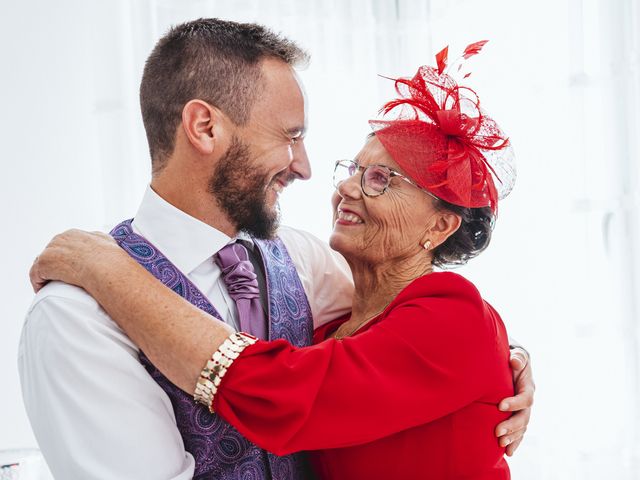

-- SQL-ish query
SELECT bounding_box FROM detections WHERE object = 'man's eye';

[289,132,303,145]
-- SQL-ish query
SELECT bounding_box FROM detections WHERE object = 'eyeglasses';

[333,159,432,198]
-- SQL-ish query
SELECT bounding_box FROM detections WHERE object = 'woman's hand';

[495,348,535,455]
[29,229,124,293]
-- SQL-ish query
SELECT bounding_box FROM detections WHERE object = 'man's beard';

[209,135,283,239]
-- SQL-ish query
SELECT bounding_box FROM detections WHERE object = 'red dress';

[214,272,513,479]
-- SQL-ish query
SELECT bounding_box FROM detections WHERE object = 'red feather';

[462,40,489,59]
[435,46,449,74]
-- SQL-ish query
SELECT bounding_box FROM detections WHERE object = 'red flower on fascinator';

[369,41,516,213]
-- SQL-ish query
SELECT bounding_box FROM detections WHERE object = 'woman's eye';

[372,175,387,187]
[366,168,389,187]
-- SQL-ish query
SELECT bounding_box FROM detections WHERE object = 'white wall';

[1,0,638,478]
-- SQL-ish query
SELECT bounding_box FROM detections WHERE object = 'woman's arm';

[32,233,505,454]
[30,230,233,394]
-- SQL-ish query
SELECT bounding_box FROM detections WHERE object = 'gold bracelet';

[193,332,258,413]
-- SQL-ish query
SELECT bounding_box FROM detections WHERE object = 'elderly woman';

[31,47,525,479]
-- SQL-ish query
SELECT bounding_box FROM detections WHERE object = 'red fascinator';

[369,41,516,213]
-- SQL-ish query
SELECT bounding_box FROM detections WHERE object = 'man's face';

[209,135,279,238]
[210,58,310,239]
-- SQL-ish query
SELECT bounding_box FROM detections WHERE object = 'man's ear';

[181,100,226,155]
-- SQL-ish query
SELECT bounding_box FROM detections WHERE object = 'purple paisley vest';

[110,220,314,480]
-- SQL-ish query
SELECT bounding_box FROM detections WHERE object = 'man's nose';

[290,140,311,180]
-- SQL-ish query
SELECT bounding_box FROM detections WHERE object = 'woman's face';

[329,136,441,265]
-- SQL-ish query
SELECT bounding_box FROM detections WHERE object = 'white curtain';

[1,1,638,478]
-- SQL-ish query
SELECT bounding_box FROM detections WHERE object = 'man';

[19,18,533,479]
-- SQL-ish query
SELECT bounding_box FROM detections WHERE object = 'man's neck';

[150,178,238,238]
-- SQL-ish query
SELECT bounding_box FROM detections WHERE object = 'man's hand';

[495,347,534,456]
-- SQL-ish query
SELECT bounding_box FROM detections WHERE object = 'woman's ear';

[422,210,462,250]
[181,100,223,155]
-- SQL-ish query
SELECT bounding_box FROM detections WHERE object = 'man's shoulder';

[26,281,104,327]
[275,226,348,271]
[29,281,99,311]
[22,281,134,352]
[276,225,328,251]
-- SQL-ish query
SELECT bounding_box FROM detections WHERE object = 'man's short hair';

[140,18,309,172]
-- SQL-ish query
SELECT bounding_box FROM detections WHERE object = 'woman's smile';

[335,207,364,226]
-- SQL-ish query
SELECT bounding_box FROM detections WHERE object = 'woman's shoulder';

[385,272,498,336]
[392,271,484,308]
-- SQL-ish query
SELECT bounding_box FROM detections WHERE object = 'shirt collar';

[132,186,236,274]
[235,230,255,251]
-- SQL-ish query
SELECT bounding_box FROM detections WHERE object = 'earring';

[423,240,432,250]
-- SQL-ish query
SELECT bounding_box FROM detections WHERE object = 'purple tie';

[215,243,267,340]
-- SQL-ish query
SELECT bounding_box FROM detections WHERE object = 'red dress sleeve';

[213,274,506,456]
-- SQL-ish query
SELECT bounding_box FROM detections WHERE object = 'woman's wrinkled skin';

[328,136,461,339]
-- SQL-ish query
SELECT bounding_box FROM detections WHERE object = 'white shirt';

[18,186,353,480]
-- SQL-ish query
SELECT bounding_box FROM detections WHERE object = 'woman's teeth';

[338,210,364,224]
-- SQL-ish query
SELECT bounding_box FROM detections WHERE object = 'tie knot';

[215,243,260,301]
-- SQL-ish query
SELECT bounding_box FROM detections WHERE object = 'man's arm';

[18,282,194,480]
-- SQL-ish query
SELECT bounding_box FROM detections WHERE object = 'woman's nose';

[336,171,362,200]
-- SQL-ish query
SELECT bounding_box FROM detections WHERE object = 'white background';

[1,0,639,478]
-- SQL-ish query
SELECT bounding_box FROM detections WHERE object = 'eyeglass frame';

[333,159,438,199]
